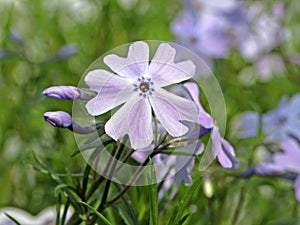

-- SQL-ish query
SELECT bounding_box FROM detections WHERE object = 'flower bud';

[42,86,95,100]
[44,111,72,128]
[44,111,95,134]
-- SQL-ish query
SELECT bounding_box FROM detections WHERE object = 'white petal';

[105,96,153,149]
[149,88,198,137]
[103,41,149,79]
[85,69,134,115]
[149,43,195,87]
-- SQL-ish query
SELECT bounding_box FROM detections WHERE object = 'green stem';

[88,140,126,224]
[105,150,158,206]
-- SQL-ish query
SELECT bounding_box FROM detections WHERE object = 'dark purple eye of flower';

[139,81,150,92]
[277,116,287,125]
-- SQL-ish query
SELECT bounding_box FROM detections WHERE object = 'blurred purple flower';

[262,94,300,141]
[171,8,232,58]
[236,111,260,139]
[238,3,283,61]
[172,0,251,60]
[42,86,95,100]
[9,29,23,45]
[85,41,198,149]
[254,139,300,201]
[57,43,79,58]
[184,82,239,169]
[254,54,285,81]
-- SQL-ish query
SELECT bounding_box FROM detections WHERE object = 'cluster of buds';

[43,86,96,134]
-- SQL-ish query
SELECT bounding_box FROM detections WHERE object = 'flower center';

[277,116,287,125]
[139,81,150,92]
[133,76,154,98]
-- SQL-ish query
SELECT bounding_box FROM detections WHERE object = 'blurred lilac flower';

[9,29,23,45]
[44,111,93,134]
[262,94,300,141]
[184,82,239,169]
[85,41,198,149]
[56,43,79,58]
[171,9,232,59]
[238,3,284,61]
[172,0,250,60]
[236,111,260,139]
[254,54,285,81]
[254,139,300,201]
[42,86,96,100]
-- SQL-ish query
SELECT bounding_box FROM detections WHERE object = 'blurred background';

[1,0,300,224]
[0,0,179,214]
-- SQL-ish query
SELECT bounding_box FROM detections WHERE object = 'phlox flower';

[254,139,300,201]
[183,82,239,169]
[262,94,300,142]
[235,111,260,139]
[84,41,198,149]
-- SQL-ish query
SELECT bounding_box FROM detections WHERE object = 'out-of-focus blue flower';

[238,2,284,61]
[254,139,300,201]
[56,43,79,59]
[172,0,250,59]
[184,82,239,169]
[9,29,23,45]
[42,86,96,100]
[255,54,286,81]
[236,111,260,139]
[262,94,300,141]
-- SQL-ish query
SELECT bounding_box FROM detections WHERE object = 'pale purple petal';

[218,139,239,169]
[85,69,134,115]
[274,139,300,173]
[149,43,195,87]
[105,96,153,149]
[295,175,300,201]
[131,149,152,163]
[287,94,300,115]
[183,82,213,128]
[211,126,222,158]
[149,88,198,137]
[103,41,149,79]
